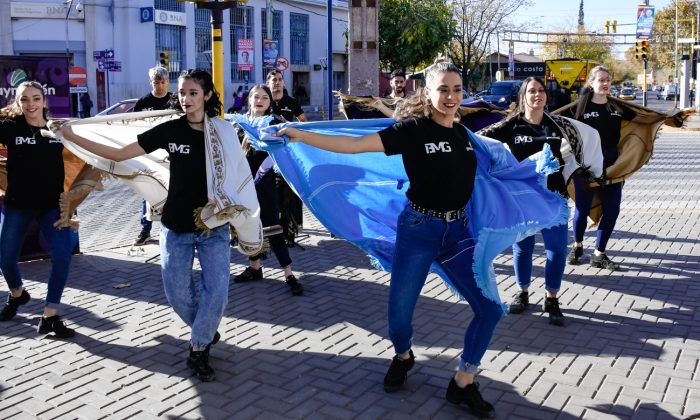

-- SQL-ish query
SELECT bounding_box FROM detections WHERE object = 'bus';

[544,58,600,110]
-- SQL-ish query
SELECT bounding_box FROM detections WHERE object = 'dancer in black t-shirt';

[480,77,568,326]
[62,70,234,382]
[132,66,173,246]
[0,81,76,338]
[279,60,500,418]
[232,84,303,295]
[567,66,662,271]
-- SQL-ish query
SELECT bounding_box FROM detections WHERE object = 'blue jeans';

[0,206,74,308]
[572,174,623,252]
[388,205,504,374]
[512,222,568,293]
[160,224,230,350]
[141,199,152,232]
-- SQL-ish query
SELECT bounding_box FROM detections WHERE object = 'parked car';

[619,88,637,101]
[659,84,679,101]
[480,80,522,108]
[96,98,138,116]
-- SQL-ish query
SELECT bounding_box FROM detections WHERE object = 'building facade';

[0,0,349,113]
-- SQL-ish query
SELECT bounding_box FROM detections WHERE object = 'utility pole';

[181,0,241,116]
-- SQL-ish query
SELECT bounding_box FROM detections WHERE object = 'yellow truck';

[545,58,600,110]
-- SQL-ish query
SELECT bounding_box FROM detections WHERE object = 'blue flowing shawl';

[229,116,568,313]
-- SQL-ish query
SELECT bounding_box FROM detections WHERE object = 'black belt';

[410,202,466,222]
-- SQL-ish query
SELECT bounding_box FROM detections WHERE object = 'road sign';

[140,7,154,23]
[105,49,114,59]
[93,50,104,61]
[276,56,289,72]
[108,61,122,72]
[69,66,88,86]
[97,60,106,71]
[69,86,88,94]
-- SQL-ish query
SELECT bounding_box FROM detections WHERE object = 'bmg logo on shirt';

[168,143,191,154]
[514,135,533,144]
[582,111,599,120]
[424,141,452,154]
[15,136,36,145]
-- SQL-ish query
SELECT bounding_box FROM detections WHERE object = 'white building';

[0,0,349,113]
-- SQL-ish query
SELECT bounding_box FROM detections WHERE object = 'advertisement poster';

[263,39,279,69]
[237,38,254,72]
[0,56,70,117]
[636,5,655,40]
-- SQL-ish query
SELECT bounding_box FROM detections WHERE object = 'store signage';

[11,2,84,19]
[154,9,186,27]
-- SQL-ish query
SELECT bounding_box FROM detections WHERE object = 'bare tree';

[449,0,532,90]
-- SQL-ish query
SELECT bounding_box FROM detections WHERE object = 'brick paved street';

[0,130,698,419]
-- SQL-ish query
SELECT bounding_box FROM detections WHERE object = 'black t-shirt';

[0,116,64,209]
[137,116,208,232]
[133,92,172,112]
[487,116,564,163]
[573,102,635,150]
[379,118,477,211]
[271,95,304,122]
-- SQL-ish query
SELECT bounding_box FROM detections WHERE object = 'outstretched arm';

[369,98,394,118]
[278,127,384,154]
[61,125,146,162]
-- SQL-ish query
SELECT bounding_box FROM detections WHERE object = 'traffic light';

[612,20,617,33]
[159,51,170,68]
[635,41,651,61]
[605,20,610,33]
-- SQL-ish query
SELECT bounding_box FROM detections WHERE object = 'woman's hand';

[277,127,303,143]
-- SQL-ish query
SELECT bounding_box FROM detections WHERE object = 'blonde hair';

[574,65,621,119]
[0,81,48,119]
[393,58,462,121]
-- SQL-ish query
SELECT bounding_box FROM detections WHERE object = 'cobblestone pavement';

[0,131,698,419]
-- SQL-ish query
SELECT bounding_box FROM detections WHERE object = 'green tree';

[650,1,698,73]
[378,0,453,71]
[541,31,614,63]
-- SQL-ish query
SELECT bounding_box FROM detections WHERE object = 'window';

[195,8,212,72]
[154,0,183,12]
[230,6,254,83]
[289,13,308,66]
[261,9,283,80]
[156,25,186,80]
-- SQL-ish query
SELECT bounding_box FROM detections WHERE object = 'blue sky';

[509,0,675,55]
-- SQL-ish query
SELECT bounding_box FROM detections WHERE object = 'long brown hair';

[513,76,547,117]
[393,59,462,121]
[0,81,49,120]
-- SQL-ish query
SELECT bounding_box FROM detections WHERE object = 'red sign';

[69,66,88,86]
[276,56,289,72]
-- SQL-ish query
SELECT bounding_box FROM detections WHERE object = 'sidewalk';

[0,131,699,419]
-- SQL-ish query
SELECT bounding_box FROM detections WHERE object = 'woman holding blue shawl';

[233,84,304,296]
[478,77,568,327]
[278,60,500,418]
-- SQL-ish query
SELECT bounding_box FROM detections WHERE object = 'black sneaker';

[544,297,566,326]
[233,266,263,283]
[445,378,495,419]
[508,291,529,314]
[285,275,303,296]
[37,315,75,338]
[568,246,583,264]
[383,350,415,393]
[187,349,216,382]
[134,230,151,246]
[590,253,619,271]
[0,289,31,321]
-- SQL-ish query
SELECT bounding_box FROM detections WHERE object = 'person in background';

[227,91,243,114]
[232,84,303,296]
[266,70,307,247]
[372,69,408,118]
[79,93,93,118]
[132,66,173,246]
[0,81,76,338]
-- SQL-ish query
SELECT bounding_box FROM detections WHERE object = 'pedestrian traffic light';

[605,20,610,33]
[612,20,617,33]
[635,41,651,61]
[159,51,170,68]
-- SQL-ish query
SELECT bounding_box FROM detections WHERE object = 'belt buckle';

[445,211,458,222]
